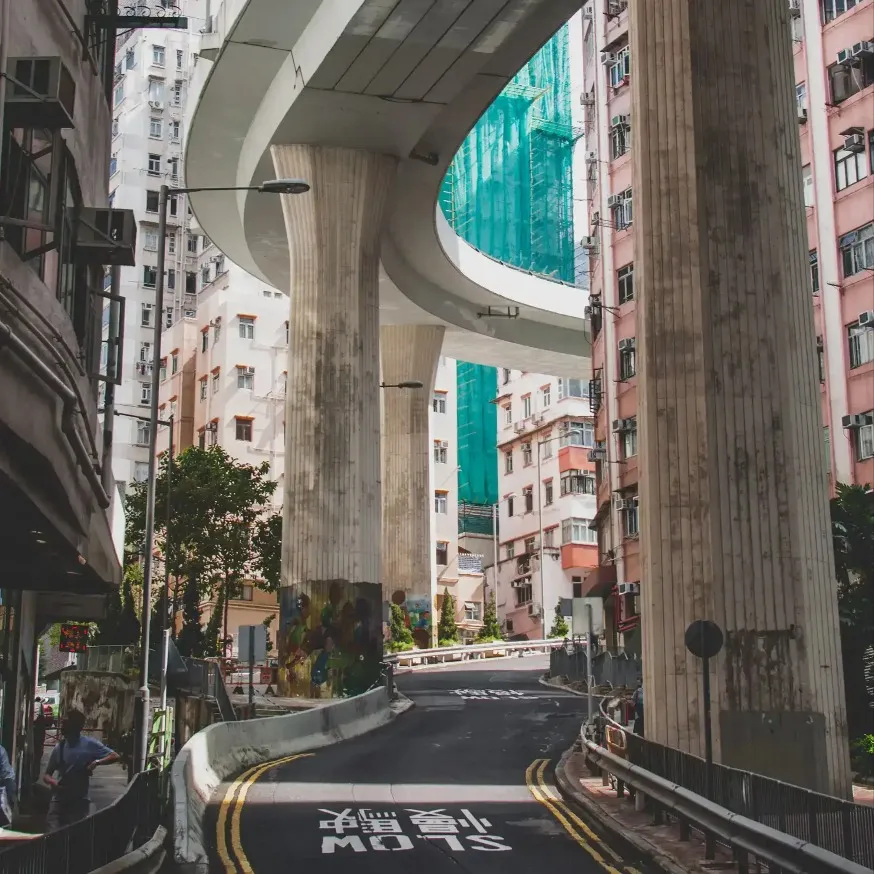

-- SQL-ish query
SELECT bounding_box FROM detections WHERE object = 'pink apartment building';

[582,0,873,653]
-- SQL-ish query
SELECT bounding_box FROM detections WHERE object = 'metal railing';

[619,732,874,870]
[383,637,566,664]
[0,769,162,874]
[179,658,236,721]
[76,645,137,675]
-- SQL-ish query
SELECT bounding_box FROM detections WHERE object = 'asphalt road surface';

[207,655,644,873]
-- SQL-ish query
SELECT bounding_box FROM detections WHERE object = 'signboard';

[59,623,89,653]
[571,597,605,637]
[238,624,268,664]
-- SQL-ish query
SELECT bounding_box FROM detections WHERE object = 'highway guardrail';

[384,638,569,666]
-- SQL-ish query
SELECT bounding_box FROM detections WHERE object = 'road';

[207,656,644,873]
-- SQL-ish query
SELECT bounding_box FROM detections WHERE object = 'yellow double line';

[215,752,314,873]
[525,758,641,874]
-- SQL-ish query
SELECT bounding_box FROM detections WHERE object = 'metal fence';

[179,658,236,721]
[550,643,642,689]
[76,645,137,674]
[0,769,162,874]
[624,732,874,869]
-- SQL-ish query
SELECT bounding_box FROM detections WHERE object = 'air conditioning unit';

[5,57,76,129]
[585,150,598,163]
[601,52,617,65]
[618,337,635,351]
[528,602,542,617]
[514,423,526,434]
[612,492,626,508]
[797,106,807,123]
[580,235,599,249]
[844,133,865,153]
[607,0,627,15]
[588,448,606,462]
[842,414,869,429]
[850,41,874,59]
[858,311,874,328]
[74,208,137,266]
[617,582,640,597]
[583,8,594,21]
[612,418,626,433]
[607,194,623,208]
[184,309,196,318]
[136,362,152,376]
[580,93,595,106]
[787,0,801,17]
[149,100,164,110]
[611,114,630,128]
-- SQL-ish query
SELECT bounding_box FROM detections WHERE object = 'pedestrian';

[0,743,17,825]
[42,709,119,830]
[632,677,644,737]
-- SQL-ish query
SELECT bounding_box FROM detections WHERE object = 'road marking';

[525,758,628,874]
[216,752,314,873]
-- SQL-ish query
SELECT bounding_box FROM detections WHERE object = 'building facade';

[493,369,598,639]
[582,0,873,655]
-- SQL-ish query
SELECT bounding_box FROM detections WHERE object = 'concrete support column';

[381,325,444,649]
[272,145,397,698]
[630,0,850,795]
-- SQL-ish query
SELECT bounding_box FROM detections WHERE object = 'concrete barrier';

[172,687,394,873]
[88,826,167,874]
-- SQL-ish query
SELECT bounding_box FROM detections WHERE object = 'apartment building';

[104,1,207,491]
[581,0,874,652]
[493,369,598,639]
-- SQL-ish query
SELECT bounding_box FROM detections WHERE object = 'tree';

[548,600,569,638]
[387,603,414,652]
[437,588,459,646]
[253,512,282,593]
[203,584,225,658]
[262,613,276,654]
[176,577,205,657]
[477,593,503,642]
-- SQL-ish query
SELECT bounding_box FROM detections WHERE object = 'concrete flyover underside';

[186,0,590,377]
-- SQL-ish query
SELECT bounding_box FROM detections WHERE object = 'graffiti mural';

[278,581,382,698]
[389,590,432,649]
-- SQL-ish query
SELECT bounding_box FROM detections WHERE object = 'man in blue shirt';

[43,709,119,830]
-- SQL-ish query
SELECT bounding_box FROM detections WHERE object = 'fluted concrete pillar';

[631,0,850,795]
[272,145,397,698]
[381,325,445,649]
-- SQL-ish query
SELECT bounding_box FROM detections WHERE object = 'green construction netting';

[443,25,577,533]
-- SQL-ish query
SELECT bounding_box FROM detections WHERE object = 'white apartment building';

[430,358,485,643]
[494,368,598,639]
[102,1,207,491]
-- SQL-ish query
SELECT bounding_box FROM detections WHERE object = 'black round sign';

[685,619,724,660]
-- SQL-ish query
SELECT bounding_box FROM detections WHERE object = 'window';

[834,146,867,192]
[152,44,165,66]
[148,78,163,102]
[432,393,446,413]
[201,266,211,287]
[136,421,151,445]
[856,417,874,461]
[143,229,158,250]
[572,579,583,599]
[169,120,180,140]
[212,370,220,393]
[237,584,254,602]
[134,461,149,482]
[522,394,532,418]
[434,440,448,464]
[169,194,178,216]
[187,234,198,253]
[618,263,634,304]
[610,116,630,159]
[506,619,515,633]
[506,541,515,559]
[215,255,225,275]
[622,501,640,538]
[214,319,221,343]
[504,451,513,474]
[817,338,825,383]
[502,368,511,384]
[821,0,859,23]
[237,365,255,390]
[524,536,536,555]
[796,82,807,115]
[165,306,173,329]
[168,157,178,180]
[239,316,255,339]
[514,584,533,608]
[145,191,159,213]
[790,10,804,42]
[235,418,253,441]
[125,48,136,70]
[622,420,638,459]
[523,486,534,514]
[557,378,587,399]
[810,250,819,294]
[544,528,555,548]
[541,384,551,408]
[166,232,176,255]
[149,117,162,138]
[199,377,207,400]
[435,541,449,565]
[142,265,157,287]
[201,331,209,352]
[172,81,183,105]
[139,341,152,363]
[561,518,597,545]
[609,46,630,88]
[544,480,554,505]
[112,118,119,138]
[840,224,874,277]
[802,165,814,208]
[560,470,596,496]
[829,56,874,104]
[619,339,636,380]
[522,442,533,466]
[168,398,177,419]
[139,381,151,405]
[109,154,118,176]
[542,437,553,459]
[434,491,448,514]
[158,357,167,381]
[824,426,831,473]
[507,496,515,517]
[167,268,176,290]
[611,187,633,230]
[171,352,179,374]
[561,421,595,447]
[113,81,124,106]
[848,323,874,368]
[503,404,512,426]
[464,602,482,622]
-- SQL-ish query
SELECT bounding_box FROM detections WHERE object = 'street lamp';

[133,179,308,775]
[380,380,424,389]
[535,427,583,637]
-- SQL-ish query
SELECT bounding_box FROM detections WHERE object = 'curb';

[553,747,692,874]
[539,674,590,697]
[88,826,167,874]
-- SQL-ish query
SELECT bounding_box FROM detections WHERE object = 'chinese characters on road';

[451,689,528,700]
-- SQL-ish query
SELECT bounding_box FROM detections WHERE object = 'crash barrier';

[384,638,565,666]
[584,734,873,873]
[0,769,162,874]
[550,644,643,689]
[171,685,394,873]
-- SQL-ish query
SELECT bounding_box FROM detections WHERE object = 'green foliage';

[262,613,276,654]
[548,600,570,638]
[850,735,874,778]
[253,513,282,593]
[203,582,225,658]
[91,563,140,646]
[437,588,459,646]
[387,603,415,653]
[176,576,205,657]
[477,592,503,642]
[831,483,874,636]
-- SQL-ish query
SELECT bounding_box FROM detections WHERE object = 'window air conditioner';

[580,235,599,249]
[588,448,606,462]
[858,311,874,328]
[851,41,874,60]
[528,602,541,617]
[842,414,866,429]
[583,8,594,21]
[585,150,598,163]
[844,133,865,153]
[797,107,807,123]
[617,582,640,596]
[612,492,625,508]
[618,337,635,351]
[600,52,617,66]
[611,114,630,128]
[787,0,801,17]
[149,100,164,110]
[612,419,626,433]
[74,208,137,266]
[580,93,595,106]
[607,194,623,208]
[5,57,76,129]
